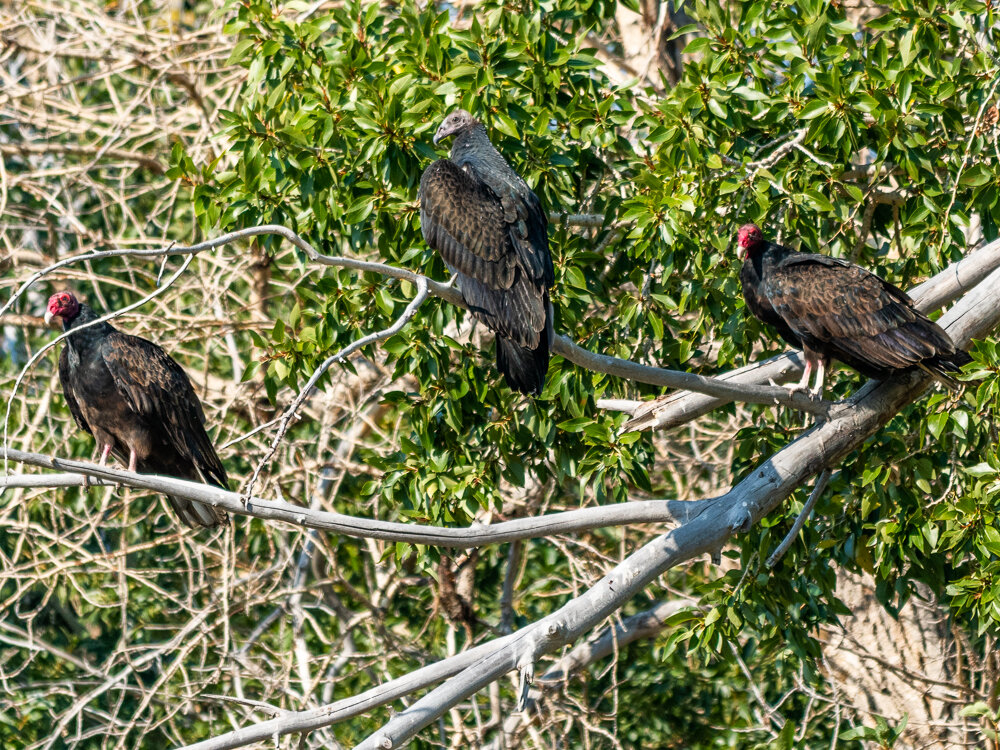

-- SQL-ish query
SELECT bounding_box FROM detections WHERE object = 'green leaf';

[899,28,917,68]
[960,164,993,187]
[732,85,769,101]
[797,100,829,119]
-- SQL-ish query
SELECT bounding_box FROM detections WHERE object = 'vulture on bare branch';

[419,109,554,395]
[45,291,229,528]
[736,223,971,395]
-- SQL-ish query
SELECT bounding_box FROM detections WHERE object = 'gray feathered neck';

[450,123,529,192]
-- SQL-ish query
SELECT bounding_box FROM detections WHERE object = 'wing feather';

[420,158,550,350]
[765,255,954,375]
[419,142,553,394]
[420,160,515,275]
[99,332,228,489]
[58,346,92,435]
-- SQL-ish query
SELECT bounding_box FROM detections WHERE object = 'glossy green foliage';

[5,0,995,747]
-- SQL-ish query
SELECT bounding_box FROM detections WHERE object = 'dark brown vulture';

[45,291,228,528]
[419,109,554,395]
[736,223,971,394]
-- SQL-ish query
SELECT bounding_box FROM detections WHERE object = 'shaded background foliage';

[2,0,999,747]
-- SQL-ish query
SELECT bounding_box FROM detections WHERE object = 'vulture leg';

[127,449,137,473]
[781,352,815,395]
[796,357,814,391]
[85,444,114,489]
[810,356,828,397]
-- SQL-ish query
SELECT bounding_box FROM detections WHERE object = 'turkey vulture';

[44,291,228,528]
[736,223,971,394]
[419,109,554,395]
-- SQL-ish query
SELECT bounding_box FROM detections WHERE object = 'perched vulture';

[419,109,554,395]
[736,223,971,394]
[44,291,228,528]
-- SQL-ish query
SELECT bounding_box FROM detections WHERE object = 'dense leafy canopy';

[3,0,999,746]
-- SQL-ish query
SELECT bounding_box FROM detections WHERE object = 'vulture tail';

[495,298,553,396]
[918,349,973,391]
[496,332,550,395]
[168,495,228,528]
[165,461,229,528]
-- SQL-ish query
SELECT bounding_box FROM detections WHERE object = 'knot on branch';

[727,501,754,533]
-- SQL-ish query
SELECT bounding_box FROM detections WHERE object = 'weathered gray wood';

[2,451,715,546]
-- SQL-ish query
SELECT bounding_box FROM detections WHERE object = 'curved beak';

[432,129,444,146]
[735,245,746,261]
[43,310,56,327]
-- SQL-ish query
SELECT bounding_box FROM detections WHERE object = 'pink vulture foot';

[112,450,138,491]
[87,444,114,488]
[767,377,813,397]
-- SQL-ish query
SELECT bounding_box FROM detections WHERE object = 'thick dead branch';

[486,598,694,749]
[0,452,717,546]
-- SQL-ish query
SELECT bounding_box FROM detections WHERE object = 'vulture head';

[433,109,477,145]
[736,223,765,260]
[44,290,81,328]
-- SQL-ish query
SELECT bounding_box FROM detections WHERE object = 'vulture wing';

[764,254,957,377]
[58,346,92,435]
[99,331,228,487]
[466,159,553,288]
[420,160,518,295]
[420,158,553,394]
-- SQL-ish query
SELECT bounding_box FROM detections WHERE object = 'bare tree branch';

[0,450,717,546]
[486,598,695,750]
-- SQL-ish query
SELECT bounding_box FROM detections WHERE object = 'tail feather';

[494,297,553,396]
[167,495,228,528]
[496,334,549,395]
[918,349,973,391]
[148,457,229,529]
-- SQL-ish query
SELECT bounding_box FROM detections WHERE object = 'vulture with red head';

[735,223,971,394]
[419,109,554,396]
[45,291,228,528]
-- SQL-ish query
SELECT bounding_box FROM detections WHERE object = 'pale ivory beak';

[43,310,55,326]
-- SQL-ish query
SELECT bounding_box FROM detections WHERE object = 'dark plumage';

[45,291,228,528]
[736,224,971,394]
[419,109,554,395]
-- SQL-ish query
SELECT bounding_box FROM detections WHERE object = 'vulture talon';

[784,383,813,397]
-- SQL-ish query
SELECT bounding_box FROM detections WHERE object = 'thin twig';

[765,469,832,569]
[242,277,428,499]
